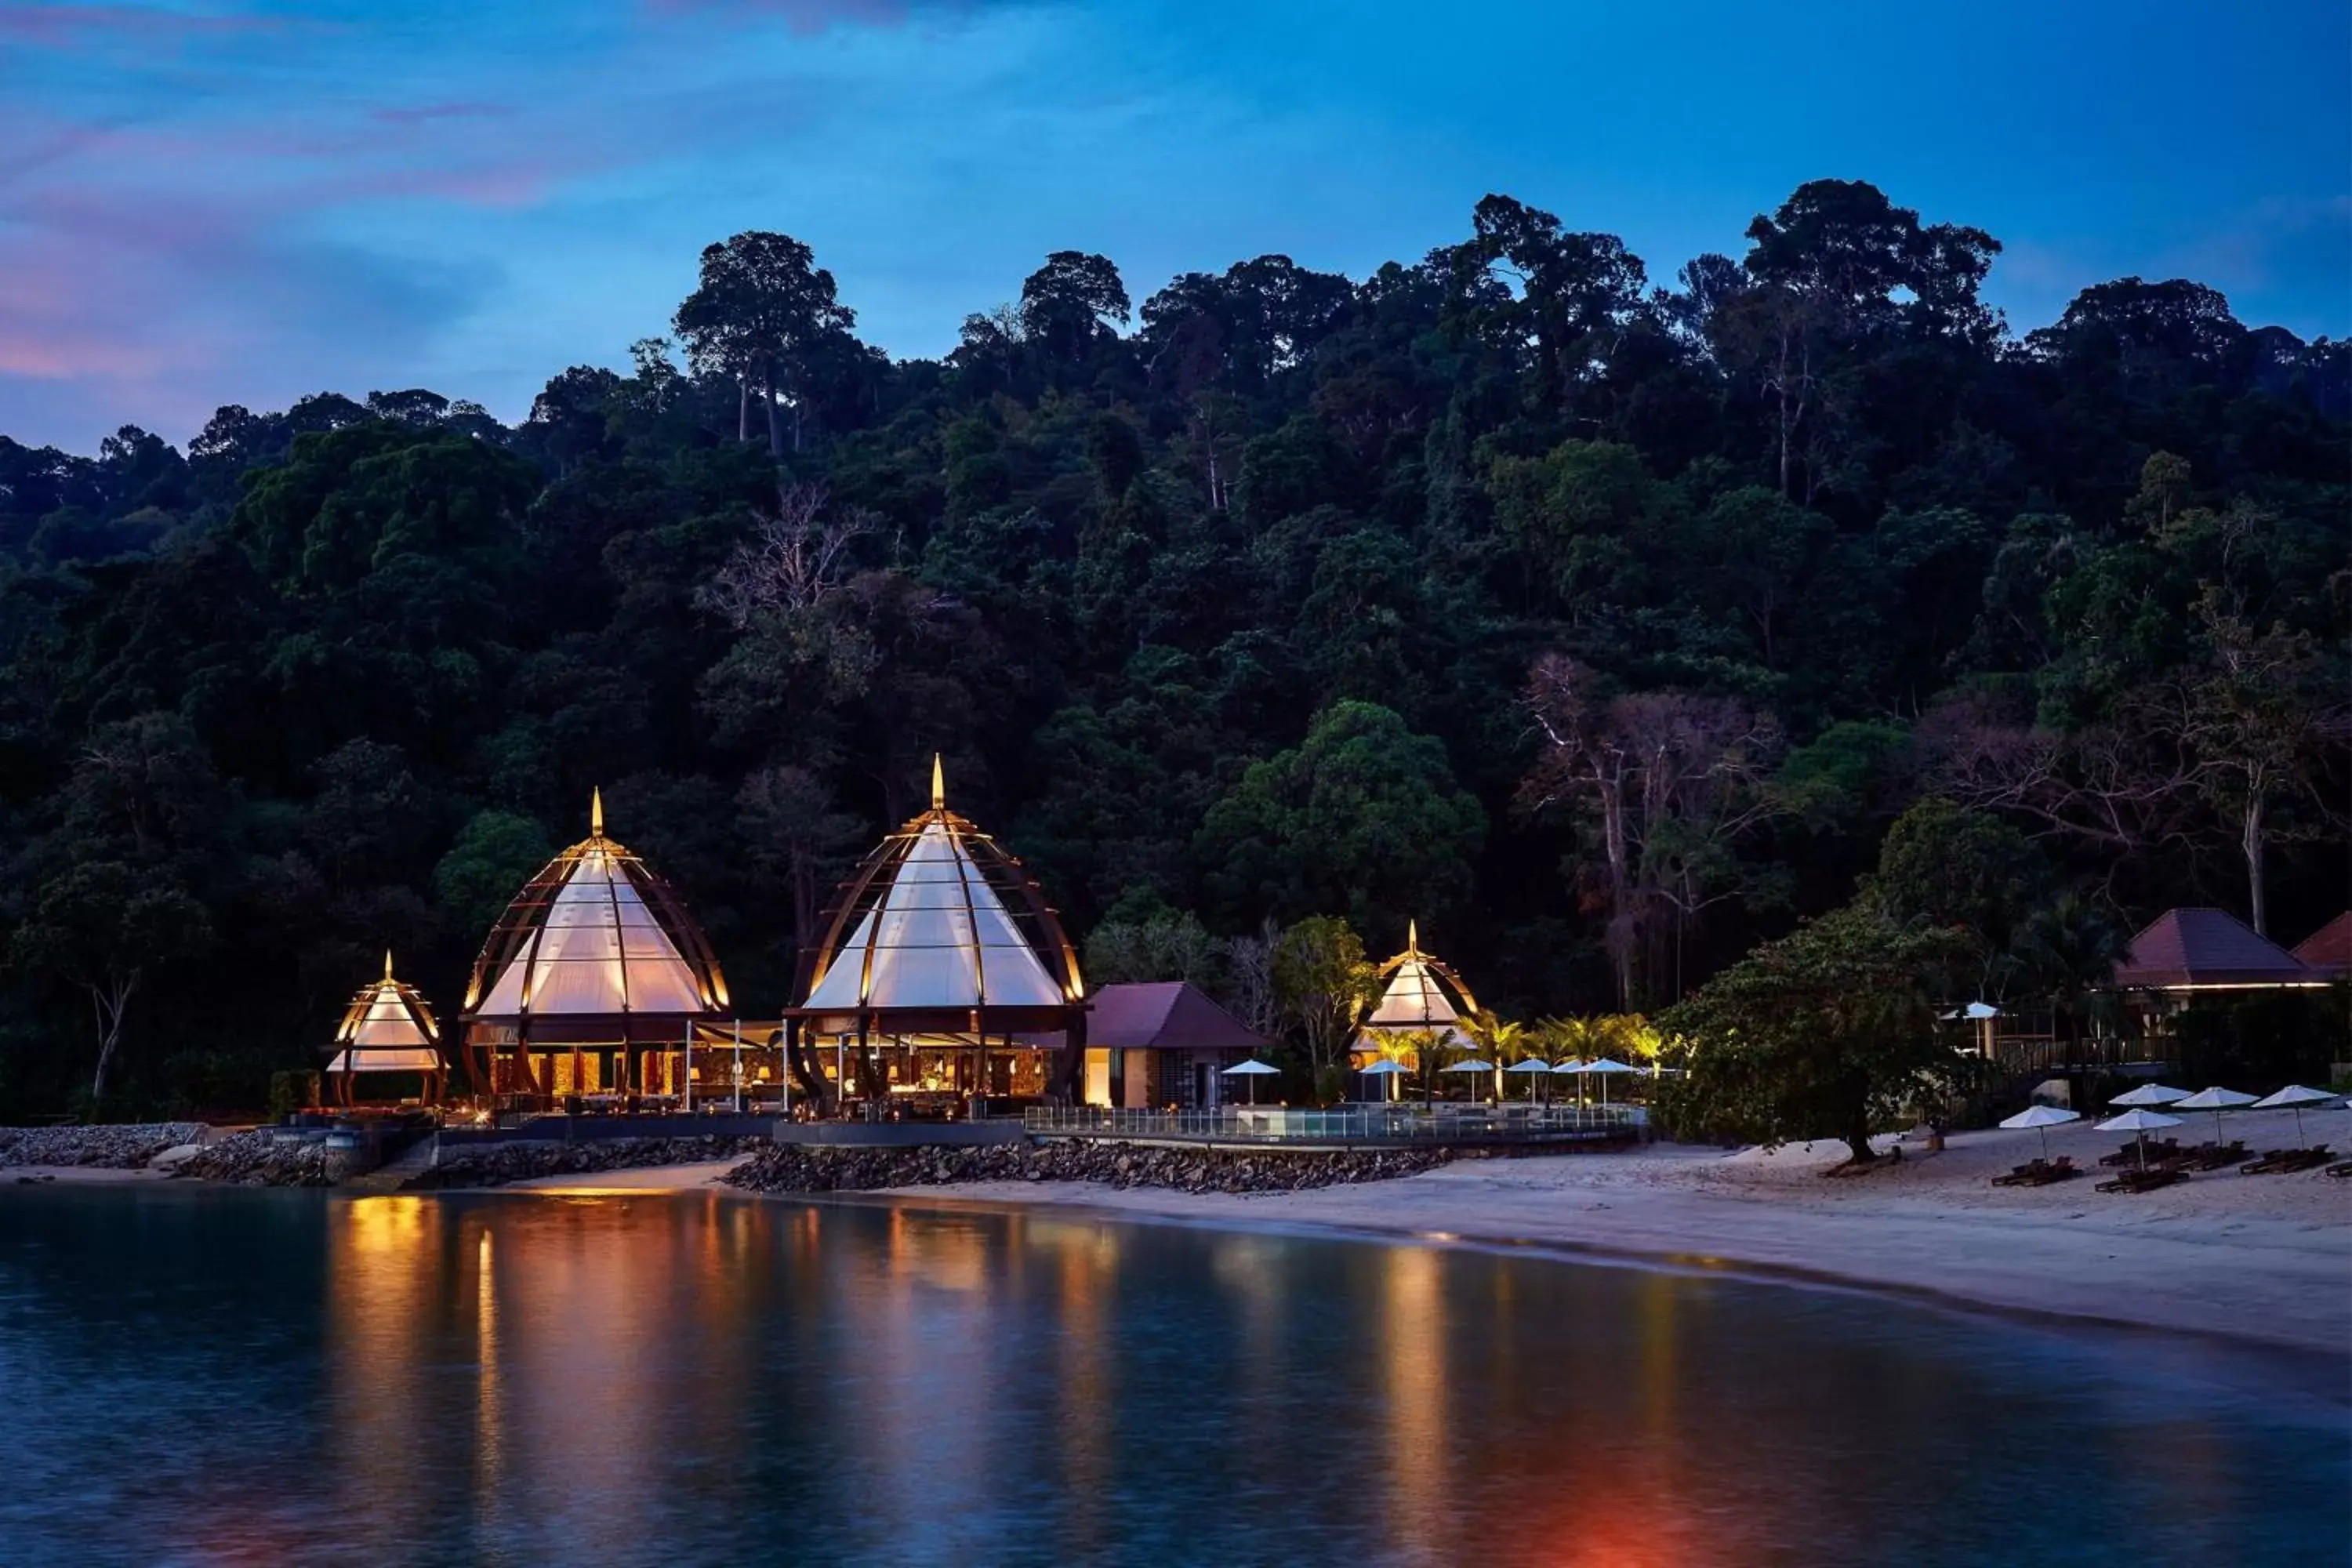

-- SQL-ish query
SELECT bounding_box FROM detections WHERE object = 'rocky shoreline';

[405,1135,771,1190]
[171,1130,341,1186]
[0,1123,205,1169]
[1,1124,1458,1196]
[724,1141,1454,1196]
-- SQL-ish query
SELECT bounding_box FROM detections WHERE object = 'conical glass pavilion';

[326,951,445,1105]
[459,791,729,1109]
[786,757,1086,1112]
[1352,921,1478,1095]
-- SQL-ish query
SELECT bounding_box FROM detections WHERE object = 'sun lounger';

[1993,1159,2048,1187]
[2327,1160,2352,1179]
[2181,1142,2249,1172]
[2241,1145,2334,1175]
[2024,1156,2078,1186]
[1993,1156,2079,1188]
[2095,1167,2186,1195]
[2099,1139,2181,1168]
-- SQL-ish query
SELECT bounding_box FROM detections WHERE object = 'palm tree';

[1536,1016,1594,1106]
[2012,892,2132,1065]
[1461,1009,1528,1102]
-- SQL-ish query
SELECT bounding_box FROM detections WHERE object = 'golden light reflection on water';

[289,1192,2274,1568]
[1381,1244,1446,1559]
[327,1198,439,1530]
[1046,1219,1116,1557]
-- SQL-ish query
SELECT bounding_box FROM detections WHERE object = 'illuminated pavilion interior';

[786,758,1087,1112]
[459,791,732,1109]
[1352,922,1478,1095]
[325,951,445,1106]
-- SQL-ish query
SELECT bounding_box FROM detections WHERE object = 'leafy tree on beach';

[1659,905,1975,1163]
[1271,916,1377,1096]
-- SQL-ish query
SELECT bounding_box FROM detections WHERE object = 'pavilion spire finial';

[383,949,395,982]
[931,753,944,811]
[1408,918,1419,953]
[591,786,604,837]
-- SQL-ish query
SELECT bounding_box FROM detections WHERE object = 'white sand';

[869,1105,2351,1357]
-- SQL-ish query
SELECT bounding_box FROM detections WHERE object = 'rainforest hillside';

[1,179,2344,1115]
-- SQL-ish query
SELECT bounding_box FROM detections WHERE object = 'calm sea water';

[0,1185,2343,1568]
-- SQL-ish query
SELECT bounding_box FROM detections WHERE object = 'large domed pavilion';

[786,757,1087,1111]
[459,791,729,1108]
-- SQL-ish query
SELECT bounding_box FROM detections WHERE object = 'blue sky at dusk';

[3,0,2345,451]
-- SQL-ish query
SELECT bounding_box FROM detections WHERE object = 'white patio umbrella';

[1442,1058,1497,1102]
[1221,1058,1280,1106]
[1998,1103,2081,1163]
[2108,1083,2190,1108]
[2250,1083,2341,1145]
[2095,1107,2183,1173]
[2169,1086,2258,1149]
[1581,1057,1639,1108]
[1361,1058,1409,1102]
[1504,1057,1553,1103]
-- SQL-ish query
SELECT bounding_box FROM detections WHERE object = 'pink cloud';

[0,99,601,412]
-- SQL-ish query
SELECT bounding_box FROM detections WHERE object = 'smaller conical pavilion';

[327,951,445,1105]
[788,757,1086,1106]
[460,790,728,1105]
[1356,921,1477,1052]
[1353,922,1479,1102]
[1363,922,1475,1033]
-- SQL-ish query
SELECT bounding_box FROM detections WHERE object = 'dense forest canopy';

[1,179,2345,1116]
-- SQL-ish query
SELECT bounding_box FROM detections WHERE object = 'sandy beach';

[849,1105,2351,1360]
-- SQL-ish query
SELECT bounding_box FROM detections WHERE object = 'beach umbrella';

[2108,1083,2190,1108]
[1504,1057,1552,1102]
[1998,1103,2081,1163]
[1550,1058,1588,1110]
[1581,1056,1639,1109]
[2094,1107,2183,1173]
[1443,1058,1497,1102]
[2169,1086,2258,1148]
[2250,1083,2341,1145]
[1361,1058,1409,1102]
[1222,1058,1280,1105]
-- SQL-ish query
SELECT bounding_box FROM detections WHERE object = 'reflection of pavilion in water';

[325,1195,778,1559]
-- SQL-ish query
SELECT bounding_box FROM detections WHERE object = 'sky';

[2,0,2347,452]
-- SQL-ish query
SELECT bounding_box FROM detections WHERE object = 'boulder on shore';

[171,1130,339,1187]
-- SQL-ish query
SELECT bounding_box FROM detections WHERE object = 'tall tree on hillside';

[1522,655,1784,1008]
[735,764,865,971]
[673,231,856,458]
[1196,700,1486,934]
[10,859,212,1102]
[1721,180,2000,502]
[1450,194,1650,423]
[1018,251,1131,379]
